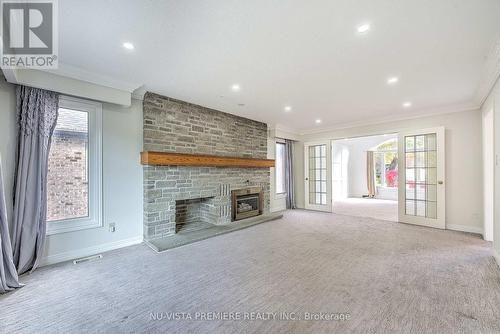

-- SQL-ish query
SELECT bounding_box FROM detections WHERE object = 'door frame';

[397,127,446,229]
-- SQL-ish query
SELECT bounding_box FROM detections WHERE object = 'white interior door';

[304,141,332,212]
[398,127,445,229]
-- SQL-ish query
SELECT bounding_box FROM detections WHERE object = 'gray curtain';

[0,154,22,293]
[12,86,58,275]
[284,139,295,209]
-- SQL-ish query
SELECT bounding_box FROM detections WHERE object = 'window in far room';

[374,139,398,188]
[275,142,286,194]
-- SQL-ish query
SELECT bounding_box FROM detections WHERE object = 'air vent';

[73,254,103,264]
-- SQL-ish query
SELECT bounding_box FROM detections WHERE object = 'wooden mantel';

[141,151,275,168]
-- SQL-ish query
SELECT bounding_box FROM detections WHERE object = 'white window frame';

[275,140,287,198]
[46,96,103,235]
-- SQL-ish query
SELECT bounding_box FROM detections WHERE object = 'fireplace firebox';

[231,187,263,221]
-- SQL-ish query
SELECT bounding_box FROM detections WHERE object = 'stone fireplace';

[142,93,270,241]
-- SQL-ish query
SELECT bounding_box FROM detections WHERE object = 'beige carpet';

[1,210,499,333]
[333,197,398,222]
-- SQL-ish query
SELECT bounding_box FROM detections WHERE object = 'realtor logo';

[1,0,58,68]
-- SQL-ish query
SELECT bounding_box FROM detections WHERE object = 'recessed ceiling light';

[231,84,241,92]
[284,106,292,112]
[403,102,412,108]
[357,23,371,34]
[315,119,322,124]
[387,77,399,85]
[122,42,135,50]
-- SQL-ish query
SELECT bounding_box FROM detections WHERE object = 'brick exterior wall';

[143,93,270,240]
[47,131,88,221]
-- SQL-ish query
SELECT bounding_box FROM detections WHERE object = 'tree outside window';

[374,139,398,188]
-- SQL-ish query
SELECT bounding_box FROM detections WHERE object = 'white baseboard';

[446,224,483,236]
[493,249,500,268]
[40,235,143,267]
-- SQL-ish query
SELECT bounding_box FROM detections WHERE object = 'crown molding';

[475,36,500,107]
[40,63,142,93]
[298,102,480,136]
[269,124,301,141]
[131,87,147,101]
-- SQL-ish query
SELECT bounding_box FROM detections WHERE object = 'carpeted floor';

[333,197,398,222]
[1,210,499,334]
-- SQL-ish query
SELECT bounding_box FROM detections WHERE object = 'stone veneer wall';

[143,92,270,240]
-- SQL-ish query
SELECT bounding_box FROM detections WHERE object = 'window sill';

[275,193,287,200]
[46,218,102,235]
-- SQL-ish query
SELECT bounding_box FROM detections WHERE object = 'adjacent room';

[1,1,500,333]
[332,134,399,221]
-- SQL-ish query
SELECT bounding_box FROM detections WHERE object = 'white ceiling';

[56,0,500,132]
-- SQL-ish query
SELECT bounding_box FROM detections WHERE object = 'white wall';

[482,107,494,241]
[332,142,349,199]
[482,74,500,264]
[293,140,305,210]
[295,109,484,234]
[0,80,143,266]
[346,138,371,198]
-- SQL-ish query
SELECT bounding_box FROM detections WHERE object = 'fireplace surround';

[142,92,271,241]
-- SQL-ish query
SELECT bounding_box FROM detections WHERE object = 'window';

[46,96,102,234]
[275,142,286,194]
[374,139,398,188]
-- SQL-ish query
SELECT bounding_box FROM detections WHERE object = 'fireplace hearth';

[231,187,263,221]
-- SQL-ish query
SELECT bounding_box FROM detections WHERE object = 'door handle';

[438,181,444,185]
[305,178,309,181]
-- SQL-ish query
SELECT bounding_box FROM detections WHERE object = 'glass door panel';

[308,144,327,205]
[404,134,437,218]
[305,141,332,212]
[398,128,445,229]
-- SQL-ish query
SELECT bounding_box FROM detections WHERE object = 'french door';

[304,141,332,212]
[398,127,445,229]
